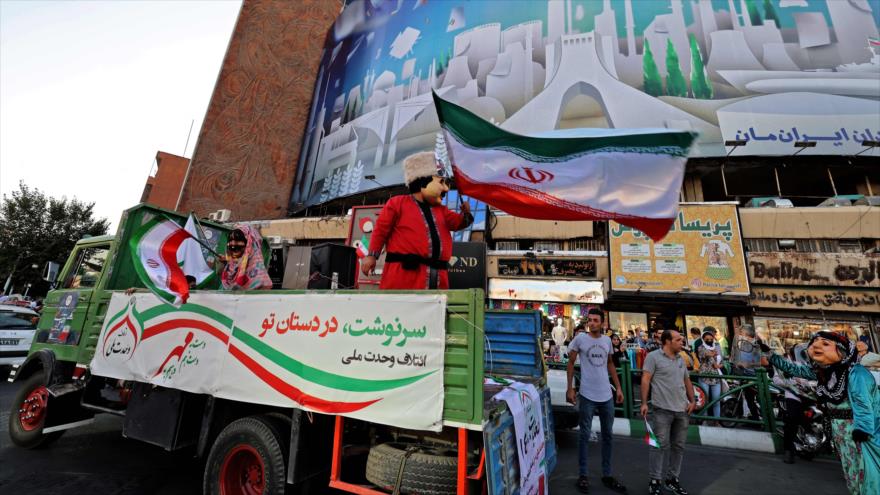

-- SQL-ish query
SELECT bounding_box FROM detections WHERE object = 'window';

[838,240,862,253]
[569,238,604,251]
[63,246,110,289]
[744,238,778,252]
[795,239,815,253]
[495,241,519,251]
[0,311,36,329]
[533,241,560,251]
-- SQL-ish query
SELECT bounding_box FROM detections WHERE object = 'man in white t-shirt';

[552,320,568,347]
[566,309,627,494]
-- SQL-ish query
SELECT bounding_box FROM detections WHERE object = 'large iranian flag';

[433,92,697,241]
[130,217,196,305]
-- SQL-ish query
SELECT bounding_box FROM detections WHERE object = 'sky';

[0,0,242,227]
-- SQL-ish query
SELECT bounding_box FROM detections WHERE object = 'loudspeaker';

[307,243,357,290]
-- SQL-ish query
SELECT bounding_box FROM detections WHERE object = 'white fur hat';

[403,151,441,186]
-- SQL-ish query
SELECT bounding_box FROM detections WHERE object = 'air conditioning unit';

[266,235,283,246]
[208,209,232,222]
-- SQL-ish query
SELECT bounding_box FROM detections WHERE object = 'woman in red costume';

[360,152,472,290]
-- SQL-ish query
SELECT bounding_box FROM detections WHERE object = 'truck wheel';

[203,416,287,495]
[8,372,64,449]
[365,441,459,495]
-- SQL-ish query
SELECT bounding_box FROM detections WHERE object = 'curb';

[586,417,778,454]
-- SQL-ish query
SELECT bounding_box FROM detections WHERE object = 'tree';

[745,0,763,26]
[0,182,109,297]
[665,39,688,97]
[642,39,664,97]
[689,34,714,99]
[763,0,780,28]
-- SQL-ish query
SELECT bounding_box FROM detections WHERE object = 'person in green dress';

[762,330,879,495]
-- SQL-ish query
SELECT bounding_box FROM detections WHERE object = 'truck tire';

[203,415,288,495]
[365,441,459,495]
[8,372,64,449]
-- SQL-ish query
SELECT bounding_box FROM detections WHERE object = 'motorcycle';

[777,396,828,460]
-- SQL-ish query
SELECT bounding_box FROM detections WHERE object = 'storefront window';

[685,315,730,354]
[753,317,872,357]
[609,312,648,339]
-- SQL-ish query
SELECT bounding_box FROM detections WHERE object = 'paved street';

[0,379,847,495]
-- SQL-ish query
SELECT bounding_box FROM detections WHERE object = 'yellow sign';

[609,204,749,295]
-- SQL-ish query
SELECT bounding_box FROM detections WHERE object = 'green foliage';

[664,39,688,97]
[689,34,714,100]
[642,39,664,97]
[0,182,109,297]
[763,0,780,28]
[746,0,763,26]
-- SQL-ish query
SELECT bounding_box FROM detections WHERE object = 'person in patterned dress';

[762,331,879,494]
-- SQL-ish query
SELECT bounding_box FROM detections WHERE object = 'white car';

[0,305,38,366]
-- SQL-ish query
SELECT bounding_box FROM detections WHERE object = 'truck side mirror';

[43,261,60,284]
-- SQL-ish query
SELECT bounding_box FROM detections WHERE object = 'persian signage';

[748,253,879,288]
[609,204,749,295]
[497,258,597,278]
[750,287,880,314]
[488,278,604,304]
[92,292,448,431]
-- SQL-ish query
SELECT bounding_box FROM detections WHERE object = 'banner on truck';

[494,382,547,495]
[91,292,447,431]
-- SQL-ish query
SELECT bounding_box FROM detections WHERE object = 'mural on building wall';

[291,0,880,209]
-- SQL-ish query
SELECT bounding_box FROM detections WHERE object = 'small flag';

[130,217,195,305]
[644,418,661,448]
[432,92,697,241]
[869,37,880,47]
[178,214,215,288]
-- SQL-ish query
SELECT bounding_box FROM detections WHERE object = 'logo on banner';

[508,167,554,184]
[102,300,143,360]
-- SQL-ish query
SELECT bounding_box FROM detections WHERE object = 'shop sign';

[609,204,749,296]
[497,258,596,278]
[488,278,604,304]
[449,242,487,290]
[750,286,880,314]
[748,252,879,288]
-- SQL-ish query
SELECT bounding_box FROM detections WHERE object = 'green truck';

[8,203,555,495]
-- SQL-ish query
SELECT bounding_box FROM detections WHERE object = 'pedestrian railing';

[615,359,778,433]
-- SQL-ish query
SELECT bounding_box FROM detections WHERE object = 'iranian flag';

[644,418,661,448]
[130,217,196,305]
[433,92,697,241]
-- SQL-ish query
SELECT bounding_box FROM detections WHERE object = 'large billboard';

[609,203,749,295]
[291,0,880,208]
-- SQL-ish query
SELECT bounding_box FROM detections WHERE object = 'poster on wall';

[347,205,386,287]
[291,0,880,209]
[609,203,749,295]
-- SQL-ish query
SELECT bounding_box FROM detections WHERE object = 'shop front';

[486,252,606,345]
[747,252,880,354]
[605,203,752,355]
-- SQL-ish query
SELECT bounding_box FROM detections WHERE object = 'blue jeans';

[699,380,721,418]
[578,396,614,477]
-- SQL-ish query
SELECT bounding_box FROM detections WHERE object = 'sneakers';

[576,475,590,493]
[602,476,628,494]
[664,477,689,495]
[648,479,663,495]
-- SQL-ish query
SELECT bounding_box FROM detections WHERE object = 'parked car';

[0,305,39,367]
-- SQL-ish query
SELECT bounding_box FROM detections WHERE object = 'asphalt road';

[0,379,847,495]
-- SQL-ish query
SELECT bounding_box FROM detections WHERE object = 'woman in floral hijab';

[220,224,272,290]
[763,330,879,494]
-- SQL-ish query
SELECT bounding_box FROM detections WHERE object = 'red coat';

[369,195,471,290]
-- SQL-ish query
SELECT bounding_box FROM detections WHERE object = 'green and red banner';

[91,292,447,431]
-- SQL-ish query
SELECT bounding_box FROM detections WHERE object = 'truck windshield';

[63,246,110,289]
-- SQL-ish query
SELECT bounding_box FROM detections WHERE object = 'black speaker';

[307,243,357,290]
